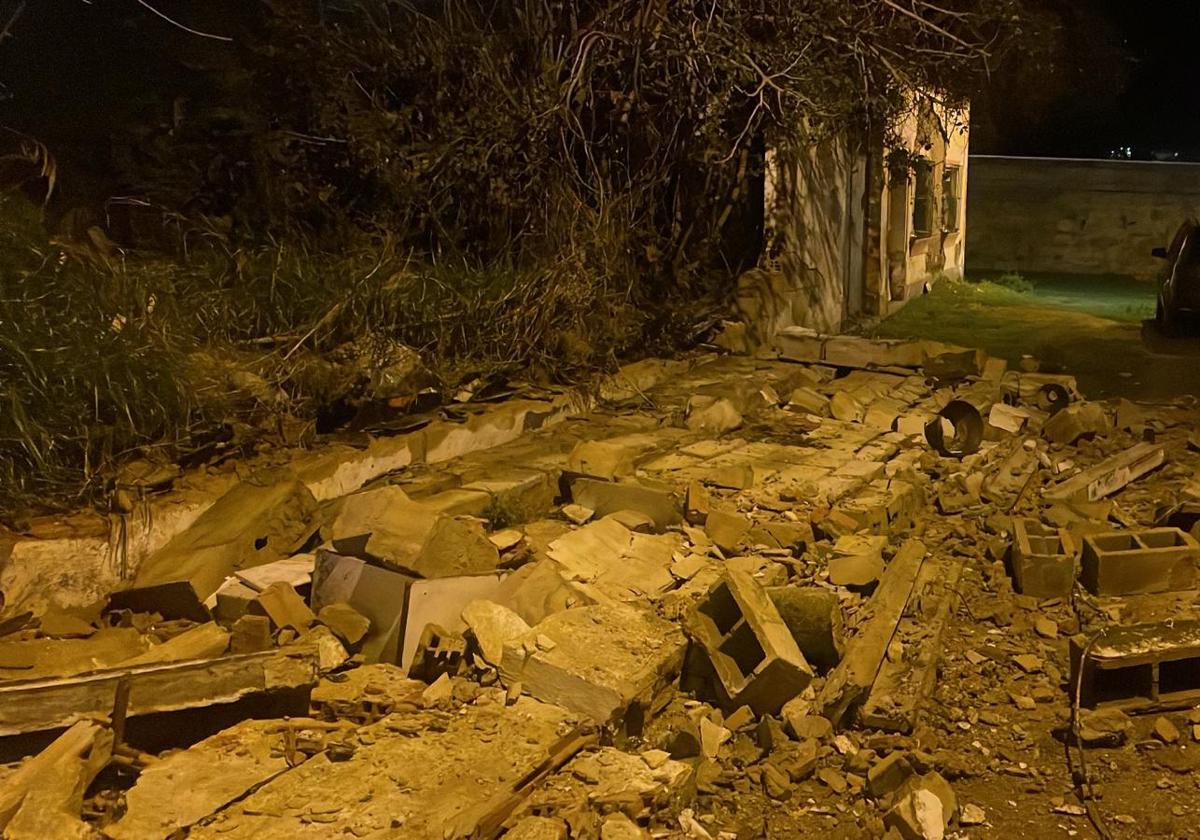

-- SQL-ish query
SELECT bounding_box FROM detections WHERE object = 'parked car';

[1152,218,1200,333]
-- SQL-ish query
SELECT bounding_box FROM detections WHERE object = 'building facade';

[735,98,969,341]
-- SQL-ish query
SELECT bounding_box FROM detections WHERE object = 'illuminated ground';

[872,273,1200,400]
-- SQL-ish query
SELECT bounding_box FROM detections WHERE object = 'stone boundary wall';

[967,155,1200,279]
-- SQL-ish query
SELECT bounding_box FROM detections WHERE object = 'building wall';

[739,97,969,339]
[881,103,970,308]
[968,156,1200,279]
[738,135,860,337]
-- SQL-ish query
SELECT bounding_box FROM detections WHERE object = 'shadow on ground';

[871,277,1200,401]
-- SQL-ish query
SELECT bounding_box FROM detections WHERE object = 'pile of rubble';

[1,328,1199,838]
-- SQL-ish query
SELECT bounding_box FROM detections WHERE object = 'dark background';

[976,0,1200,160]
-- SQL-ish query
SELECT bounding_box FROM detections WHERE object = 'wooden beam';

[0,647,317,736]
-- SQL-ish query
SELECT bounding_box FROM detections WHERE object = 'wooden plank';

[0,648,317,736]
[1044,442,1164,503]
[858,551,967,732]
[815,539,927,728]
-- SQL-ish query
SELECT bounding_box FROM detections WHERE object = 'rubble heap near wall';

[0,328,1198,838]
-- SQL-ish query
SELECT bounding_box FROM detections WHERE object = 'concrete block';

[1080,528,1199,596]
[1070,620,1200,712]
[688,571,814,716]
[1011,519,1077,599]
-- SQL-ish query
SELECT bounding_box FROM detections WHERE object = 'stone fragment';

[686,397,742,435]
[700,717,731,758]
[1154,716,1182,745]
[317,602,371,648]
[830,392,865,423]
[462,600,531,666]
[1042,402,1109,445]
[828,552,884,588]
[886,789,945,840]
[685,481,710,526]
[789,387,831,417]
[761,762,792,800]
[252,582,315,632]
[1077,707,1131,746]
[230,614,273,654]
[561,504,595,525]
[960,803,986,826]
[868,752,916,799]
[705,510,751,555]
[570,479,681,529]
[488,529,524,551]
[1033,617,1058,639]
[1012,653,1042,673]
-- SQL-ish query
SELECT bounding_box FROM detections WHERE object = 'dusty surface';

[1,339,1200,839]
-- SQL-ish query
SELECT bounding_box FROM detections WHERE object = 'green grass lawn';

[872,274,1198,400]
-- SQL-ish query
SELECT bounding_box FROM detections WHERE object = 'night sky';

[981,1,1200,160]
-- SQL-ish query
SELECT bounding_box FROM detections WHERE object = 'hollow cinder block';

[687,570,813,716]
[1011,519,1076,599]
[1080,528,1198,596]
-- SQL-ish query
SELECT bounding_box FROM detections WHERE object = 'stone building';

[736,96,969,340]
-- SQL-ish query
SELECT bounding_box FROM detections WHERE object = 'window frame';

[942,165,962,233]
[911,158,935,239]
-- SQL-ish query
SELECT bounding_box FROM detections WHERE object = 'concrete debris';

[6,342,1200,837]
[688,571,814,715]
[462,599,531,665]
[499,602,687,723]
[686,397,743,435]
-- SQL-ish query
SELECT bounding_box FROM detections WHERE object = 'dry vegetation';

[0,0,1043,517]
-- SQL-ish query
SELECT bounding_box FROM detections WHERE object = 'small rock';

[885,789,945,840]
[817,767,848,794]
[686,397,743,435]
[762,762,792,801]
[1012,653,1043,674]
[489,529,524,551]
[830,392,865,423]
[462,600,531,665]
[700,717,731,759]
[1077,707,1131,747]
[641,749,671,770]
[868,752,915,799]
[1033,617,1058,639]
[561,504,595,525]
[1154,716,1182,745]
[960,803,986,826]
[601,813,647,840]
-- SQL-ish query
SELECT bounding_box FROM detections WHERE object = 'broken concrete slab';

[547,518,679,603]
[188,697,591,840]
[316,602,370,649]
[569,478,682,529]
[705,509,751,555]
[0,628,148,681]
[134,479,319,601]
[325,485,499,577]
[251,582,315,632]
[1,719,112,838]
[118,621,230,667]
[499,603,686,723]
[1044,441,1164,503]
[1041,401,1109,445]
[104,719,293,840]
[0,646,317,736]
[817,540,927,727]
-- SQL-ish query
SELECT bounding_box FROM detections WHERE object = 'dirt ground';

[3,333,1200,840]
